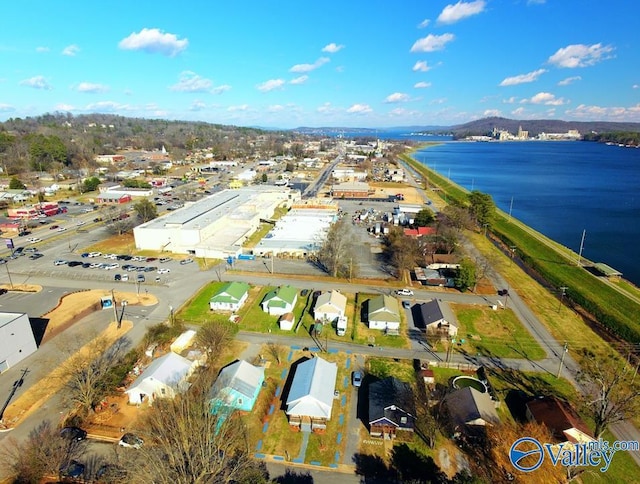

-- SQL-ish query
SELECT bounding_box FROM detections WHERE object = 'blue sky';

[1,0,638,128]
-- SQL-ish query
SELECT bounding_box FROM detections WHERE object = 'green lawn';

[452,304,547,360]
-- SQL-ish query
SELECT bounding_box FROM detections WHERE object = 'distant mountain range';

[293,117,640,137]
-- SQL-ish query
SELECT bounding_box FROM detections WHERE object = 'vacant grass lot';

[451,304,547,360]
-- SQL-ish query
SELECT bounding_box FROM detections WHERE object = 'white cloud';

[211,84,231,94]
[527,92,567,105]
[227,104,249,112]
[54,103,74,112]
[633,84,640,89]
[85,101,132,112]
[499,69,546,86]
[385,92,410,103]
[290,57,329,73]
[527,0,546,4]
[558,76,581,86]
[322,43,344,53]
[76,82,109,93]
[418,19,430,28]
[437,1,486,24]
[411,33,455,53]
[317,102,337,114]
[413,61,431,72]
[36,46,49,53]
[414,81,432,88]
[430,98,447,105]
[20,75,52,90]
[502,96,518,104]
[190,100,207,111]
[511,107,526,116]
[290,75,308,85]
[347,104,372,114]
[268,104,285,112]
[62,44,80,56]
[548,43,614,68]
[256,79,285,92]
[118,28,188,57]
[170,71,213,92]
[483,109,502,117]
[0,103,15,112]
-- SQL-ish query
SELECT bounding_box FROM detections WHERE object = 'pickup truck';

[396,288,414,296]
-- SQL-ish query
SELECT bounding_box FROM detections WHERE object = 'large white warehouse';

[133,187,299,259]
[0,312,37,372]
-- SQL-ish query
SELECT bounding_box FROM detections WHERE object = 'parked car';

[396,288,414,296]
[60,426,87,441]
[352,371,363,387]
[68,261,83,267]
[137,274,146,283]
[157,268,170,274]
[179,258,194,265]
[88,251,102,258]
[54,259,68,266]
[119,433,144,449]
[159,257,172,263]
[114,274,122,281]
[402,300,411,309]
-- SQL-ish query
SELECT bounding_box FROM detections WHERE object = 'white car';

[57,226,66,232]
[396,288,414,296]
[104,262,120,270]
[27,237,41,243]
[157,268,171,274]
[87,252,101,258]
[54,259,68,266]
[76,220,85,226]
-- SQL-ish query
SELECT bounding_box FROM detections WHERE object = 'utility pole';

[557,342,568,378]
[111,289,118,325]
[509,245,517,266]
[5,261,14,289]
[558,286,568,312]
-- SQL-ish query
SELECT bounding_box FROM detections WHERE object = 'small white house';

[314,290,347,323]
[126,353,194,405]
[0,312,37,372]
[261,285,298,316]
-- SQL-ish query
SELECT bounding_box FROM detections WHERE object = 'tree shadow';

[273,468,314,484]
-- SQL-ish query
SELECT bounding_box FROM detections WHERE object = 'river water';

[411,140,640,286]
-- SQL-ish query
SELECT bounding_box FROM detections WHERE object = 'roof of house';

[263,285,298,306]
[127,352,192,392]
[209,360,265,402]
[404,226,436,237]
[286,357,337,419]
[446,386,500,428]
[526,397,593,441]
[210,281,250,303]
[367,295,400,323]
[315,290,347,314]
[368,377,416,429]
[417,300,457,327]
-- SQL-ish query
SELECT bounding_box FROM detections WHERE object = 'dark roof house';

[368,377,416,439]
[526,396,594,444]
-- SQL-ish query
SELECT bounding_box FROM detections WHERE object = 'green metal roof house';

[209,282,250,311]
[261,285,298,316]
[367,295,401,332]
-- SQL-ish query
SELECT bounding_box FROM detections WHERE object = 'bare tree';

[118,392,269,484]
[266,342,285,365]
[0,420,87,483]
[195,321,237,358]
[577,349,640,438]
[316,217,356,278]
[58,335,131,416]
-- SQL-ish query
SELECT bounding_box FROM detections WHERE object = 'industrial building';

[0,312,37,372]
[133,186,299,259]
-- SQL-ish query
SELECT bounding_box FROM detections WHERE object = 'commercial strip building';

[133,186,299,260]
[252,200,338,258]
